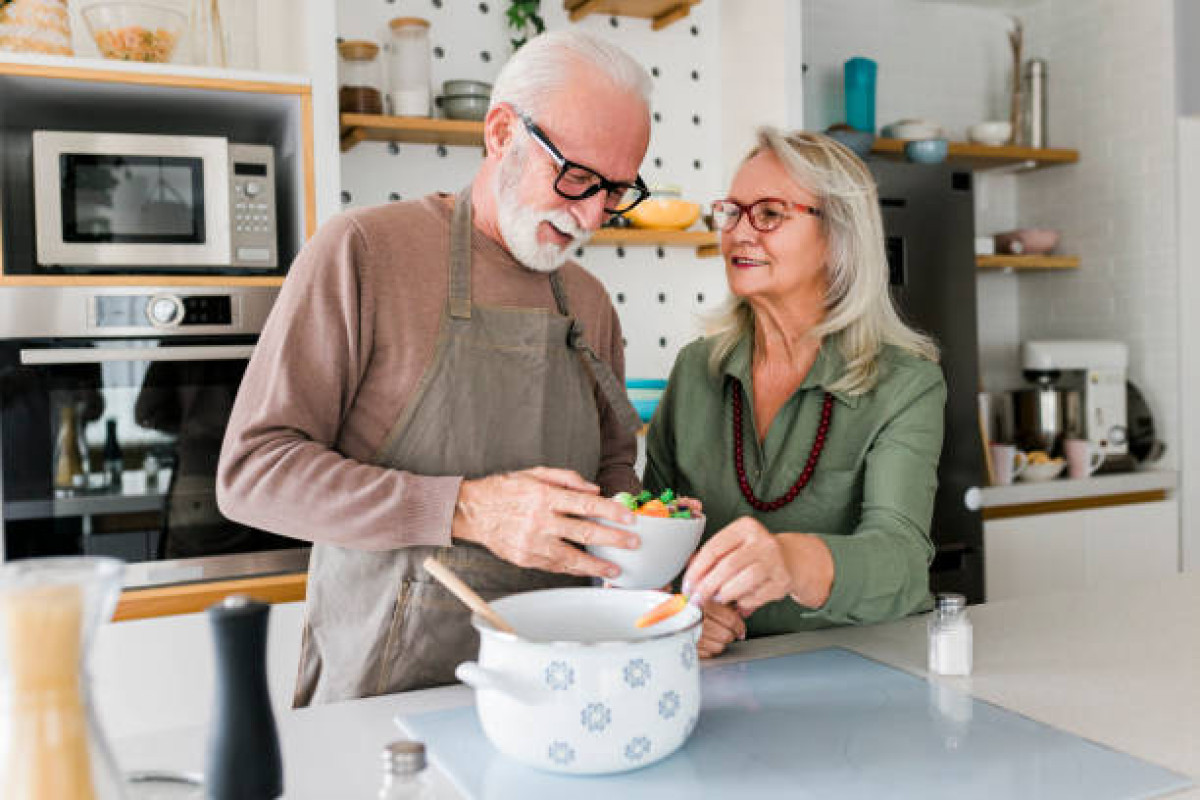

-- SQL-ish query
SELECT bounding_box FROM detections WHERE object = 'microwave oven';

[32,130,278,272]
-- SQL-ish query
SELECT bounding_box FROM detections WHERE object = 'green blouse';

[644,334,946,635]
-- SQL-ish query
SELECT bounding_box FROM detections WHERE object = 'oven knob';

[244,181,262,197]
[147,295,183,327]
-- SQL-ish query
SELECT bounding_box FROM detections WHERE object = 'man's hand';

[451,467,638,579]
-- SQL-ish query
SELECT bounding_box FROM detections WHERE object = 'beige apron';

[294,187,641,706]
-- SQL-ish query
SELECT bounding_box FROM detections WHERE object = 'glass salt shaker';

[378,740,433,800]
[928,592,973,676]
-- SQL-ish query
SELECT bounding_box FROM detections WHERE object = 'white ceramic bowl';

[586,511,705,589]
[968,121,1013,146]
[881,118,945,140]
[456,588,703,775]
[1019,459,1066,482]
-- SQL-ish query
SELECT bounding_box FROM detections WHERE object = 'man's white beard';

[493,144,591,273]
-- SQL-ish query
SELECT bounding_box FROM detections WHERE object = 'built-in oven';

[0,286,306,585]
[31,130,279,274]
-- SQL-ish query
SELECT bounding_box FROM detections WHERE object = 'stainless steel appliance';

[874,162,984,603]
[1020,340,1129,467]
[0,286,305,583]
[1012,384,1081,455]
[32,131,278,272]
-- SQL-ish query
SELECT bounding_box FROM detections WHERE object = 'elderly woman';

[644,128,945,658]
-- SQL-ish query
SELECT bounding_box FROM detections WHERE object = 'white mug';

[1064,438,1104,479]
[989,443,1028,486]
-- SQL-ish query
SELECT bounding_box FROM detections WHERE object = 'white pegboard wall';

[336,0,728,379]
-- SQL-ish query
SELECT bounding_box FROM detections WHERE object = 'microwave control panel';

[229,143,278,269]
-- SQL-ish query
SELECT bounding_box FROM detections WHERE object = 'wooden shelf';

[588,228,719,257]
[564,0,700,29]
[976,255,1080,270]
[340,114,484,152]
[870,138,1079,171]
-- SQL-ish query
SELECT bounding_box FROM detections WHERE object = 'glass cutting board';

[397,647,1191,800]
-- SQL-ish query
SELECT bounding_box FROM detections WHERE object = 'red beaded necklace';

[731,377,834,512]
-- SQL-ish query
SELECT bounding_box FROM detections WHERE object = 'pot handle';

[455,662,544,705]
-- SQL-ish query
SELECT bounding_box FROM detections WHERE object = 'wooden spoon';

[422,557,516,634]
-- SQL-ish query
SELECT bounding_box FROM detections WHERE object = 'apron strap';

[550,272,644,436]
[448,185,474,320]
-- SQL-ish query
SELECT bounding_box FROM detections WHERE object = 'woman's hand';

[697,600,745,658]
[683,517,835,616]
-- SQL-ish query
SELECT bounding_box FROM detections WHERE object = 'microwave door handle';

[19,344,255,365]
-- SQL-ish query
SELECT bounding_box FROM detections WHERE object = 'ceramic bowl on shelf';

[904,138,949,164]
[82,1,186,63]
[442,94,490,121]
[443,79,492,97]
[625,187,701,231]
[881,118,945,140]
[1018,459,1066,482]
[824,124,875,159]
[968,121,1014,146]
[994,228,1061,255]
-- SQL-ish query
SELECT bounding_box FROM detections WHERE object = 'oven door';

[0,338,296,565]
[33,131,232,268]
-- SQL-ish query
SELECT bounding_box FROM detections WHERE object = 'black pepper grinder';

[206,595,283,800]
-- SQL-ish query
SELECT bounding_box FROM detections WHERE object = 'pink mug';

[989,443,1028,485]
[1064,438,1104,479]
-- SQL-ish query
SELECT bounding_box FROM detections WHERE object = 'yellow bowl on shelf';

[625,196,702,231]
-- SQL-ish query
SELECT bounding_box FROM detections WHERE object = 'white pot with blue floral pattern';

[456,587,702,775]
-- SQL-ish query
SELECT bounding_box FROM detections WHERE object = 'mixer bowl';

[1013,386,1081,456]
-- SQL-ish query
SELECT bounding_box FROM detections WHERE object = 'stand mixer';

[1016,341,1130,470]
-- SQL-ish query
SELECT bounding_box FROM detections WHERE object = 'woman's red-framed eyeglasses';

[711,198,823,233]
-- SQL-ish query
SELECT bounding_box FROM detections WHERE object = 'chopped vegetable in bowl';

[611,489,693,519]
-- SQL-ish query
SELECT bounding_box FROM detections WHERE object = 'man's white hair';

[489,29,652,118]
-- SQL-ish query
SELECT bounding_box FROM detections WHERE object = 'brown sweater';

[217,194,638,551]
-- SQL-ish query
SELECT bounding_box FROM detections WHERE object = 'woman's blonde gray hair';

[708,127,939,394]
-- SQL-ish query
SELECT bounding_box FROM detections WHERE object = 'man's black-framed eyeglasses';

[711,198,824,233]
[514,107,650,215]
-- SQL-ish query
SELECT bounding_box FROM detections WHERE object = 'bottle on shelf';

[52,404,86,493]
[102,418,123,492]
[377,740,433,800]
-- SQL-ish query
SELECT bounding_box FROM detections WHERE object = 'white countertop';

[112,572,1200,798]
[979,467,1178,508]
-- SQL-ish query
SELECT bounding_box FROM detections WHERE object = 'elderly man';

[217,30,652,705]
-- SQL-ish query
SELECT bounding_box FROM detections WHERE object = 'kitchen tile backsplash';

[336,0,727,379]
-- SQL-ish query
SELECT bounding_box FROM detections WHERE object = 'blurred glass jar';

[388,17,431,117]
[190,0,258,70]
[0,0,73,56]
[339,39,384,115]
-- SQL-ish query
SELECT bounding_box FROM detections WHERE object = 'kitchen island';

[110,572,1200,798]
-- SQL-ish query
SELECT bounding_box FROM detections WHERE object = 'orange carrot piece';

[637,499,670,517]
[635,594,689,628]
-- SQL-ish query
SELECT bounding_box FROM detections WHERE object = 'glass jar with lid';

[387,17,431,117]
[338,39,384,115]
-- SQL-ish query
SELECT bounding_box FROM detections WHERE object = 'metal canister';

[1024,59,1048,148]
